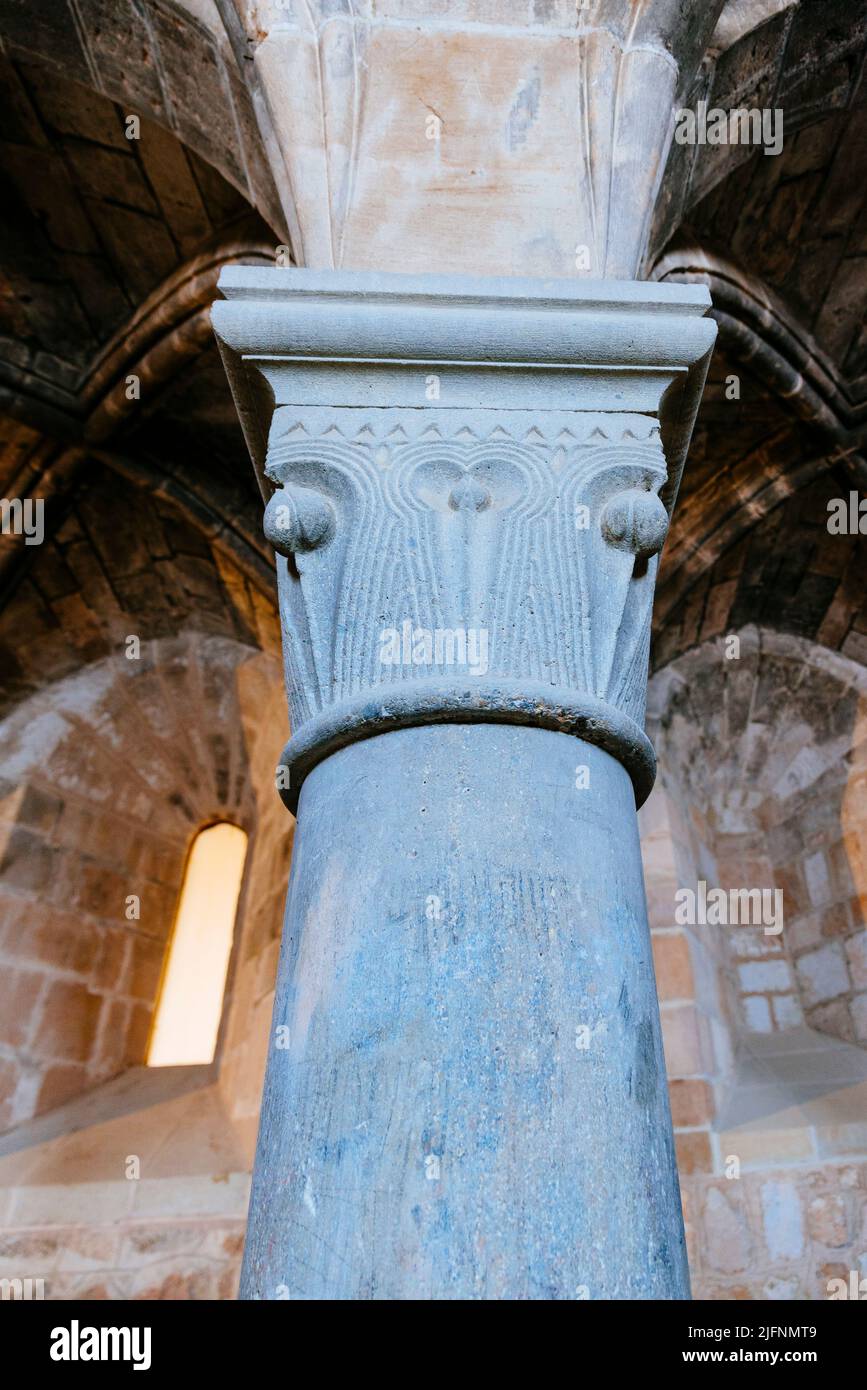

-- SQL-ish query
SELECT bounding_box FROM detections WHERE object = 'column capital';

[213,269,715,810]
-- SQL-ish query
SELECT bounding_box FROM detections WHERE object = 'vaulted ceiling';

[0,38,278,613]
[0,0,863,671]
[651,0,867,659]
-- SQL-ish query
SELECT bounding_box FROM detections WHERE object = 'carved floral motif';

[263,408,669,735]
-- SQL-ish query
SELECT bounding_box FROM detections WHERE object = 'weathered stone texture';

[682,1162,867,1300]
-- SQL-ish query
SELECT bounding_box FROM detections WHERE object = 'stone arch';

[651,625,867,1043]
[648,0,867,266]
[652,467,867,672]
[0,630,290,1131]
[0,454,289,1134]
[646,624,867,1147]
[0,363,289,1298]
[641,623,867,1298]
[0,0,286,238]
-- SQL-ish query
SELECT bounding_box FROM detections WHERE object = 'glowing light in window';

[147,822,248,1067]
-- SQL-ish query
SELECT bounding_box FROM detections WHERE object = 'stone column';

[213,269,715,1299]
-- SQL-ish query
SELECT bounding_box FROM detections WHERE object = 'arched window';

[147,822,248,1067]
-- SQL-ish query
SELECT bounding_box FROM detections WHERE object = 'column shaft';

[241,725,689,1300]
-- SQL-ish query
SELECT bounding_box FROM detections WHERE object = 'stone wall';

[683,1162,867,1301]
[0,632,288,1129]
[0,451,288,1129]
[0,1194,247,1301]
[642,625,867,1299]
[651,626,867,1046]
[0,601,289,1303]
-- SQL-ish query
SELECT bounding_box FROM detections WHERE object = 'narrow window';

[147,822,248,1067]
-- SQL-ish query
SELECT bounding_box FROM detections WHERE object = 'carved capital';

[213,270,715,810]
